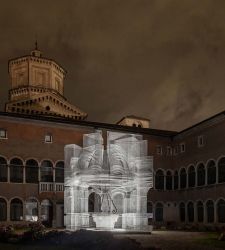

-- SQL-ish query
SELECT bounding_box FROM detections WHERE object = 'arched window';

[10,198,23,221]
[55,161,64,183]
[188,166,195,188]
[166,171,172,190]
[197,164,205,186]
[41,160,53,182]
[0,198,7,221]
[25,198,38,222]
[179,202,185,222]
[174,171,178,190]
[207,160,216,185]
[187,202,194,222]
[88,192,101,213]
[26,159,39,183]
[155,170,164,190]
[10,158,23,183]
[218,158,225,183]
[155,203,163,222]
[217,199,225,223]
[0,157,7,182]
[180,168,187,189]
[197,201,204,222]
[206,200,214,223]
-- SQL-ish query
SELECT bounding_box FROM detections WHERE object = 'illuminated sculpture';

[64,131,153,231]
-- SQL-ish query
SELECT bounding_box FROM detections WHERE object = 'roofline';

[0,111,177,137]
[116,115,150,124]
[176,110,225,135]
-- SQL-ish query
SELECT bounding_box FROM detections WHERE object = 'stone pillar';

[7,165,10,183]
[23,166,26,183]
[52,201,57,228]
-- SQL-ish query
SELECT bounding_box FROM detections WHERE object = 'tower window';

[0,129,7,139]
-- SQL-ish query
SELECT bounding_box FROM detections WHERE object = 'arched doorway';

[88,192,101,213]
[10,198,23,221]
[25,198,38,222]
[41,199,53,227]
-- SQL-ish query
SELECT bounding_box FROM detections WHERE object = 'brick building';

[0,47,225,229]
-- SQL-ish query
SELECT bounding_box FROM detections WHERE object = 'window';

[197,201,204,222]
[198,135,204,147]
[41,160,53,182]
[0,157,7,182]
[187,202,194,222]
[45,134,52,143]
[207,160,216,185]
[155,203,163,222]
[218,157,225,183]
[156,146,163,155]
[180,143,185,153]
[155,170,164,190]
[10,198,23,221]
[217,199,225,223]
[55,161,64,183]
[180,168,187,189]
[197,163,205,186]
[166,171,172,190]
[188,165,195,188]
[0,198,7,221]
[179,202,185,222]
[25,198,38,222]
[0,129,7,139]
[10,158,23,183]
[206,200,214,223]
[25,159,39,183]
[166,146,172,156]
[174,171,178,190]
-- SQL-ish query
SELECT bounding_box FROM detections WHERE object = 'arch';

[180,168,187,189]
[166,170,172,190]
[155,169,164,190]
[218,157,225,183]
[174,170,178,190]
[25,159,39,183]
[40,160,53,182]
[206,200,214,223]
[10,158,23,183]
[25,198,38,222]
[10,198,23,221]
[207,160,216,185]
[41,199,53,227]
[88,192,101,213]
[0,156,7,182]
[155,202,163,222]
[55,161,64,183]
[179,202,185,222]
[197,163,205,186]
[217,199,225,223]
[197,201,204,222]
[187,201,194,222]
[0,198,7,221]
[188,165,195,188]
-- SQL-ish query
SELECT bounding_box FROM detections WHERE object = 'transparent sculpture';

[64,131,153,231]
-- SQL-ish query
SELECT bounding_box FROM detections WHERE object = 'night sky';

[1,0,225,131]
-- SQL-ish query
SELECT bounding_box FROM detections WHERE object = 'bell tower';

[5,44,87,120]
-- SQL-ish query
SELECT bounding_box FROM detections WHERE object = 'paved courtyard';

[114,230,225,250]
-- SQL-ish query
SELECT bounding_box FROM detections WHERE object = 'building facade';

[0,48,225,229]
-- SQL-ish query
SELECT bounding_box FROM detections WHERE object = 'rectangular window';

[45,134,52,143]
[0,129,7,139]
[198,135,204,147]
[156,145,163,155]
[173,145,179,155]
[166,146,172,156]
[180,143,185,153]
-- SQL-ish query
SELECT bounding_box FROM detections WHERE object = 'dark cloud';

[1,0,225,131]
